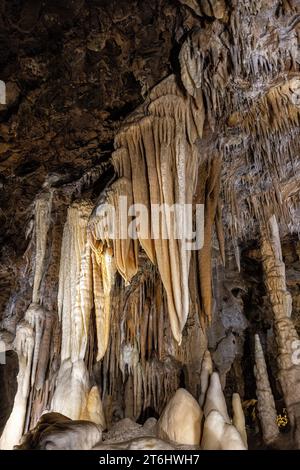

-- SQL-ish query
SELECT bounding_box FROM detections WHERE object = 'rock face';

[157,389,203,445]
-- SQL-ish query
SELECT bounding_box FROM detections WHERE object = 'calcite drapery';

[97,74,207,343]
[57,200,94,362]
[52,201,95,420]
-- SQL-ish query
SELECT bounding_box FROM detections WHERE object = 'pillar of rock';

[261,215,300,447]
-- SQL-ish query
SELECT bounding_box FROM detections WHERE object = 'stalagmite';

[0,315,34,449]
[232,393,248,449]
[16,412,102,450]
[157,388,203,445]
[203,372,230,423]
[261,215,300,447]
[199,349,213,407]
[80,386,106,429]
[51,359,89,420]
[201,410,246,450]
[254,333,279,445]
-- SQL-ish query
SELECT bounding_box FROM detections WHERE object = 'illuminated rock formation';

[232,393,248,449]
[16,412,102,450]
[0,314,34,449]
[157,388,203,445]
[0,0,300,453]
[261,215,300,447]
[201,410,246,450]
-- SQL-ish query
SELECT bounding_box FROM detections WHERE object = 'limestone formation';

[261,216,300,446]
[201,410,246,450]
[0,316,34,449]
[15,413,102,450]
[203,372,230,423]
[232,393,248,449]
[157,388,203,445]
[0,0,300,453]
[254,334,279,445]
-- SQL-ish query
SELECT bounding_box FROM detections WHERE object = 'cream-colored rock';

[93,437,175,450]
[201,410,246,450]
[51,359,89,420]
[80,385,106,429]
[0,319,34,449]
[157,388,203,445]
[203,372,230,423]
[232,393,248,448]
[57,201,94,362]
[16,412,102,450]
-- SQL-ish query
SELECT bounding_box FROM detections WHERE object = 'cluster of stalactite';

[90,74,224,341]
[98,259,206,426]
[179,0,300,245]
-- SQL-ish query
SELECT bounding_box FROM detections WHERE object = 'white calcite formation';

[16,412,102,450]
[203,372,230,423]
[232,393,248,449]
[157,388,203,445]
[201,410,246,450]
[0,315,34,449]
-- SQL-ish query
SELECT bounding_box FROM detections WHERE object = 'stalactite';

[95,74,208,343]
[32,191,53,304]
[90,244,116,362]
[254,333,279,445]
[57,200,94,362]
[52,201,97,421]
[261,215,300,447]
